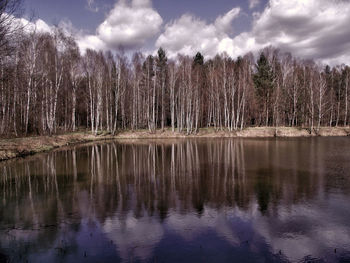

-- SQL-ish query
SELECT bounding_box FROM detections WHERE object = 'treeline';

[1,23,350,136]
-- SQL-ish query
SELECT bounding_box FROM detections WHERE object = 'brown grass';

[0,132,115,162]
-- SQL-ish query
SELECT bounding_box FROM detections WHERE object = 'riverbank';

[0,132,116,162]
[0,127,349,161]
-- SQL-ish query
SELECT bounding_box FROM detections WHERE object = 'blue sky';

[22,0,350,65]
[24,0,265,33]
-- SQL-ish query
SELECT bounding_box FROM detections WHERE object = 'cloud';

[15,17,106,55]
[249,0,260,9]
[252,199,350,262]
[95,0,162,50]
[226,0,350,65]
[15,0,350,65]
[156,8,240,58]
[217,33,261,59]
[103,212,164,261]
[251,0,350,64]
[214,7,240,34]
[59,0,163,54]
[86,0,99,12]
[13,17,53,34]
[76,34,107,53]
[32,19,52,33]
[156,0,350,65]
[16,17,106,54]
[55,19,107,52]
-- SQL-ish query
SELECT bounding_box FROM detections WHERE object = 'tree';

[343,66,349,126]
[168,60,178,132]
[193,52,204,66]
[142,55,155,131]
[253,53,275,126]
[2,11,350,137]
[64,35,82,132]
[0,0,23,57]
[192,52,204,133]
[131,52,143,130]
[20,31,41,134]
[156,47,168,131]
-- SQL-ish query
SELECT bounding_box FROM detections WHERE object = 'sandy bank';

[0,132,115,162]
[0,127,349,161]
[115,127,350,138]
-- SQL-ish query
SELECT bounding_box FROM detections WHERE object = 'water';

[1,138,350,263]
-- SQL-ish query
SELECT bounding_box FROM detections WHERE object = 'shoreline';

[0,127,349,162]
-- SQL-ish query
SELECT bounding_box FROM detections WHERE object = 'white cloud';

[76,35,107,53]
[57,0,163,54]
[103,212,163,261]
[214,7,240,34]
[55,19,106,53]
[156,8,240,58]
[33,19,52,33]
[86,0,99,12]
[248,0,350,65]
[249,0,260,9]
[156,0,350,65]
[224,0,350,65]
[13,17,53,34]
[217,33,261,59]
[17,17,105,54]
[14,0,350,65]
[95,0,162,50]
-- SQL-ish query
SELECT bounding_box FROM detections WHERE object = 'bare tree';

[2,11,350,138]
[344,66,349,126]
[0,0,23,57]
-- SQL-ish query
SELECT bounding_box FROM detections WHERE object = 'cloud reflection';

[0,138,350,262]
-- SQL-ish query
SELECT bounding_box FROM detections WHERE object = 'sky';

[21,0,350,65]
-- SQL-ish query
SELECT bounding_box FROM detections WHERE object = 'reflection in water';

[1,138,350,262]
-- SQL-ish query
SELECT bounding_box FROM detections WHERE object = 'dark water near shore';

[1,138,350,263]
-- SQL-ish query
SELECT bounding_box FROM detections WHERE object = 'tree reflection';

[0,138,350,262]
[0,138,339,229]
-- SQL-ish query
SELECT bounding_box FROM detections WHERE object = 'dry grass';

[1,127,349,161]
[316,127,350,136]
[0,132,115,161]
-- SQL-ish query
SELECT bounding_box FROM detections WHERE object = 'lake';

[0,138,350,263]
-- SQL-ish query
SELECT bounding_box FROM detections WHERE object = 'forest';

[1,1,349,136]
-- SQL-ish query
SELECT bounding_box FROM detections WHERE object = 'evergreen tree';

[253,53,274,99]
[253,53,275,125]
[193,52,204,66]
[156,47,168,130]
[157,47,167,68]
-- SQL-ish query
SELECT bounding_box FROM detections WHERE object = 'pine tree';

[156,47,168,130]
[193,52,204,66]
[253,53,275,126]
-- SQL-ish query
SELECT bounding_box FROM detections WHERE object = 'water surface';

[1,138,350,262]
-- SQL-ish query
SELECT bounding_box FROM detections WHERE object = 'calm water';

[1,138,350,263]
